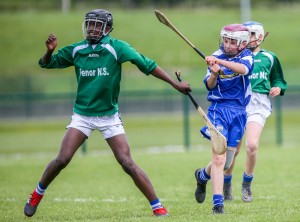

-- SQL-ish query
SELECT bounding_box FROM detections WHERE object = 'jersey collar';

[99,34,111,44]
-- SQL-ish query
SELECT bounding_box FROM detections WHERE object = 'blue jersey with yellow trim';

[204,48,254,107]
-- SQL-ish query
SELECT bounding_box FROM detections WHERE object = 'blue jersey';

[204,48,254,108]
[200,48,254,147]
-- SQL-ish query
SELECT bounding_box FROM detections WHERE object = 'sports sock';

[213,194,224,207]
[198,167,211,183]
[35,182,47,195]
[243,172,253,183]
[150,199,163,210]
[224,174,232,184]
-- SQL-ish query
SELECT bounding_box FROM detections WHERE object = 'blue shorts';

[200,104,247,147]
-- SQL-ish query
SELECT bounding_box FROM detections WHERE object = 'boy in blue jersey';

[193,24,253,214]
[223,21,287,202]
[23,9,191,218]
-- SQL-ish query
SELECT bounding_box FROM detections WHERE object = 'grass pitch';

[1,145,300,221]
[1,111,300,221]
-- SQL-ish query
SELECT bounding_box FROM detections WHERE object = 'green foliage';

[0,0,299,11]
[0,0,60,11]
[0,7,299,94]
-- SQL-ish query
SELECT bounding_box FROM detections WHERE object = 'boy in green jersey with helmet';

[24,9,191,218]
[223,21,287,202]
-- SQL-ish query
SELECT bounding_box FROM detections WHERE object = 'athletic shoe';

[24,190,43,217]
[242,182,253,202]
[223,182,234,201]
[194,168,207,203]
[153,207,169,216]
[212,205,225,214]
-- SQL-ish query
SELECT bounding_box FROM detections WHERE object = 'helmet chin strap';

[220,43,244,58]
[247,31,269,51]
[247,39,260,51]
[86,32,103,44]
[87,38,101,44]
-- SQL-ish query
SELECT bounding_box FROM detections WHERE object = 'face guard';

[220,24,250,57]
[82,9,113,44]
[243,21,265,50]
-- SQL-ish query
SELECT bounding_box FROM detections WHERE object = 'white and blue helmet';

[243,21,265,46]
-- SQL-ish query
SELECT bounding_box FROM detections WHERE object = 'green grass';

[1,148,300,221]
[1,108,299,154]
[1,110,300,221]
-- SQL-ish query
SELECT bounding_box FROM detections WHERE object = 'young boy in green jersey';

[24,9,191,218]
[223,21,287,202]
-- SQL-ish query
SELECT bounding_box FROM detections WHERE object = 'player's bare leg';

[107,134,168,216]
[242,121,263,202]
[211,150,226,213]
[244,122,263,176]
[24,128,87,217]
[40,128,87,185]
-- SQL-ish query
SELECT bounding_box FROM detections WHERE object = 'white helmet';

[243,21,265,46]
[220,24,250,46]
[220,24,250,57]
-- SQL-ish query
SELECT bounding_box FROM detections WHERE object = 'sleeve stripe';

[262,51,274,69]
[101,43,118,60]
[72,44,89,58]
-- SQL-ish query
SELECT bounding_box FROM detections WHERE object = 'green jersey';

[249,49,287,96]
[39,35,157,116]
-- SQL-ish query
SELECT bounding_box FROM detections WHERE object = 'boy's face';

[222,37,239,55]
[222,37,247,57]
[86,20,104,38]
[247,33,259,48]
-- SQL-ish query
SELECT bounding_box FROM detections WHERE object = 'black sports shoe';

[24,190,43,217]
[242,182,253,202]
[212,205,225,214]
[194,168,207,203]
[223,182,234,201]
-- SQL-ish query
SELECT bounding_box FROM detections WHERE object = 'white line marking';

[0,145,206,161]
